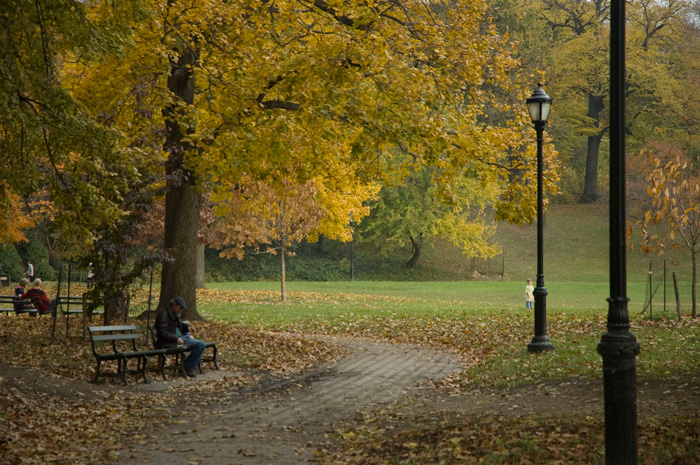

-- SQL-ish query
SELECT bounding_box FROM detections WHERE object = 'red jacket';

[22,288,50,313]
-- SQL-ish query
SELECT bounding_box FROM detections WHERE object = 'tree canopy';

[3,0,559,318]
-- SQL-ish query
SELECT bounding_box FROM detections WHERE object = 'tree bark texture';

[581,94,606,203]
[196,244,206,289]
[673,272,682,321]
[407,233,423,267]
[158,47,203,321]
[280,244,287,302]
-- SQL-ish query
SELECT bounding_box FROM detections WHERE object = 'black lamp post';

[597,0,639,462]
[349,213,355,282]
[526,85,554,354]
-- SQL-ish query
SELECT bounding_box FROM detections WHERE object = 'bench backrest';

[88,325,141,353]
[56,295,84,313]
[0,295,35,311]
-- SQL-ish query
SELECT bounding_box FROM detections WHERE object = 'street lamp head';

[527,84,552,124]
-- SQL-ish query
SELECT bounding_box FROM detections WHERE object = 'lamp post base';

[527,336,554,353]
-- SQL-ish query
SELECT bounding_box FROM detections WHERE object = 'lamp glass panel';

[540,101,551,122]
[528,101,541,122]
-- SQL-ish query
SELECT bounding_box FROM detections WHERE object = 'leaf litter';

[1,288,700,464]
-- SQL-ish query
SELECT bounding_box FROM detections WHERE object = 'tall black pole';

[597,0,640,463]
[528,120,553,353]
[350,214,355,282]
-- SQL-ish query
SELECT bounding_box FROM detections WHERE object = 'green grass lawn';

[207,280,652,313]
[200,280,698,387]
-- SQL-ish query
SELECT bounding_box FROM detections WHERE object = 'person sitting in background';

[14,278,29,296]
[155,297,206,377]
[13,278,33,314]
[21,278,51,315]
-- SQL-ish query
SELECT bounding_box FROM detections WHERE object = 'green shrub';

[0,244,25,283]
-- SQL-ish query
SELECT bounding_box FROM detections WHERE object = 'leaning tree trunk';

[580,93,606,203]
[673,272,682,321]
[158,47,203,321]
[407,233,423,267]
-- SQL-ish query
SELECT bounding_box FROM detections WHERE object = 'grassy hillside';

[495,203,611,282]
[417,202,692,285]
[207,201,695,297]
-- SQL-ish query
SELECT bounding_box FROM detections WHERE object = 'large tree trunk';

[158,47,203,321]
[196,244,206,289]
[407,233,423,267]
[580,94,606,203]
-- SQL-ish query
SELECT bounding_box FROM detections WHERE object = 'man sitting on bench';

[155,297,206,377]
[21,278,51,315]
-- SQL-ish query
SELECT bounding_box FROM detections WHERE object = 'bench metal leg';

[137,355,150,384]
[157,354,168,380]
[94,360,102,383]
[211,345,219,370]
[174,353,189,378]
[117,358,128,385]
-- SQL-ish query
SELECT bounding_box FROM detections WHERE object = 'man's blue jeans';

[181,334,206,372]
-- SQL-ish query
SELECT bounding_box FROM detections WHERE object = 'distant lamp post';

[349,213,355,282]
[526,84,554,353]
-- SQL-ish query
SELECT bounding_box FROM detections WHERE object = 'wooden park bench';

[0,295,38,316]
[88,325,169,385]
[147,325,219,379]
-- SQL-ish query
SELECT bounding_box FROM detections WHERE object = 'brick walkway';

[118,339,462,464]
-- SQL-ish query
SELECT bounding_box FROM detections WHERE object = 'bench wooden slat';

[91,333,139,342]
[89,325,138,332]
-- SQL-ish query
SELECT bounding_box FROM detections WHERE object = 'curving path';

[117,339,462,465]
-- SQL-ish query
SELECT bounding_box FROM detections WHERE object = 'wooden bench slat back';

[0,296,30,303]
[91,333,139,342]
[89,325,138,332]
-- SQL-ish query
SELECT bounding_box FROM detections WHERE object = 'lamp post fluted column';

[597,0,639,462]
[526,85,554,354]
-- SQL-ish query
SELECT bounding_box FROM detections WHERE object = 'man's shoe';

[185,369,197,377]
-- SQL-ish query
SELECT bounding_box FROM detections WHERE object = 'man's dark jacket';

[155,307,191,348]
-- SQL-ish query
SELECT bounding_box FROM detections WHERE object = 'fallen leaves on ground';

[0,313,343,464]
[323,412,700,464]
[2,288,699,464]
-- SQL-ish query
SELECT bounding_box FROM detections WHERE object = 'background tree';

[641,145,700,318]
[504,0,690,204]
[1,1,159,322]
[362,166,501,267]
[538,0,610,203]
[67,0,542,317]
[212,172,376,301]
